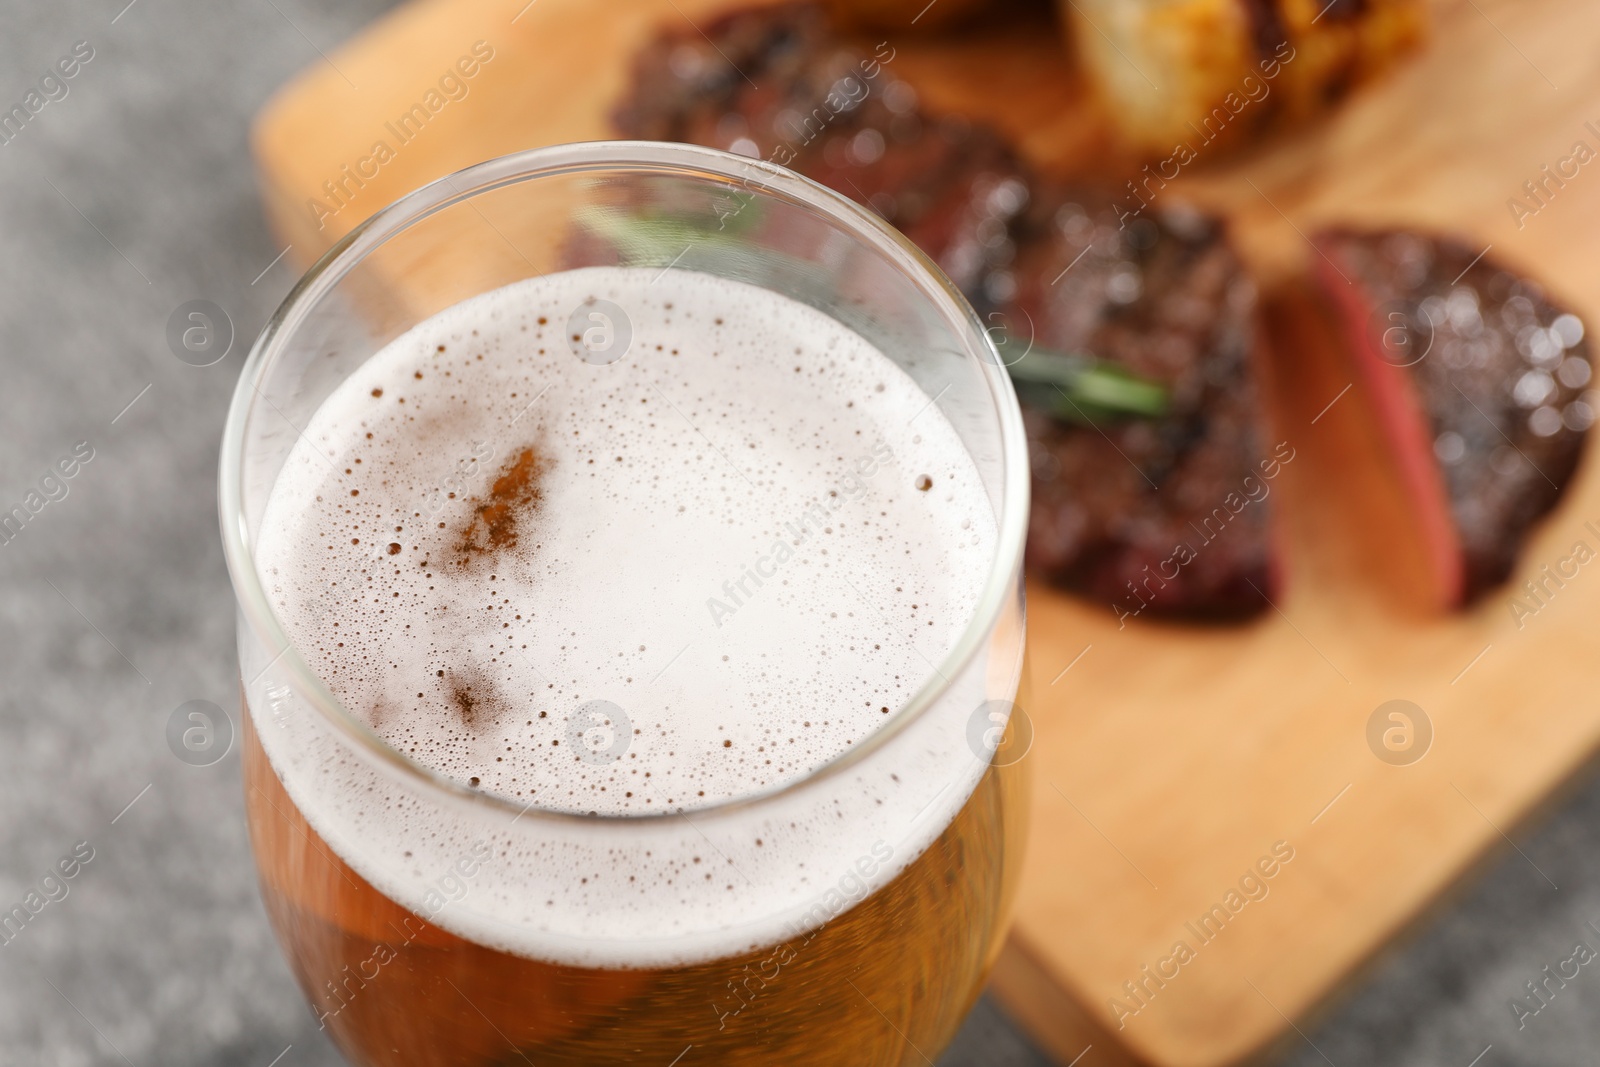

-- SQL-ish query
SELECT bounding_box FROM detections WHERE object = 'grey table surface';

[0,2,1595,1065]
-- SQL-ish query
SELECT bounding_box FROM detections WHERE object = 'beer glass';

[221,142,1030,1066]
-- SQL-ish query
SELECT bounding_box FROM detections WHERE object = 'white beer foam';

[249,268,1010,966]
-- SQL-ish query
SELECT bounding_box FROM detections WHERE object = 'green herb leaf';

[1000,338,1169,424]
[579,211,1171,425]
[575,202,765,267]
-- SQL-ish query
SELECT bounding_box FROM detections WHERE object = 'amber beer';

[223,144,1030,1067]
[244,714,1027,1066]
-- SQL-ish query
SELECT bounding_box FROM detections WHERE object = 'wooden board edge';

[992,933,1146,1067]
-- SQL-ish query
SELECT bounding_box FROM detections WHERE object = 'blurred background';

[2,1,1599,1064]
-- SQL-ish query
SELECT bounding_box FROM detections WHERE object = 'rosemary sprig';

[578,208,1171,423]
[575,203,765,267]
[1001,341,1169,424]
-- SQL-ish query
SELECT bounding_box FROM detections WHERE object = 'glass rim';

[219,140,1030,826]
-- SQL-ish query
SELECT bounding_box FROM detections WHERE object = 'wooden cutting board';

[251,1,1600,1063]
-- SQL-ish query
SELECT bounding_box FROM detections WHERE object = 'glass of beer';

[221,141,1030,1066]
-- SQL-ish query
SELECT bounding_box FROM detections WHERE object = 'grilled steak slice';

[1001,194,1279,620]
[614,2,1281,620]
[1315,230,1593,603]
[612,2,1029,304]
